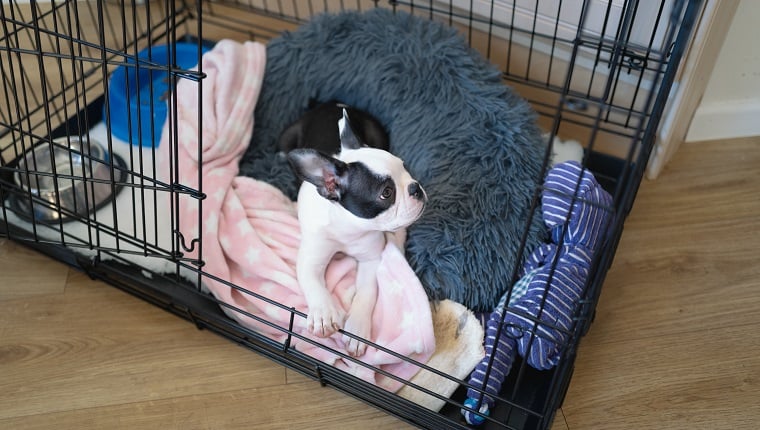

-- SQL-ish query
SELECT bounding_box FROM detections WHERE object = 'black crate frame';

[0,1,703,429]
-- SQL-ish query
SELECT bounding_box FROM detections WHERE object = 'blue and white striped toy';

[463,161,613,425]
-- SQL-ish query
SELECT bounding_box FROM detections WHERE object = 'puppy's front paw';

[343,314,372,357]
[307,298,346,338]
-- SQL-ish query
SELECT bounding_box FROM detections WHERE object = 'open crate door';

[0,2,208,270]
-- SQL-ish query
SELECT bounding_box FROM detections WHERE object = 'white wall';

[685,0,760,142]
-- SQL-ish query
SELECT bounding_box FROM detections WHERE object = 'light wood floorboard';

[560,136,760,430]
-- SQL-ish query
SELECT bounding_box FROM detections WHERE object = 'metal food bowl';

[13,136,125,223]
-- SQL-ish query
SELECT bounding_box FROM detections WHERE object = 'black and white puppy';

[284,102,427,356]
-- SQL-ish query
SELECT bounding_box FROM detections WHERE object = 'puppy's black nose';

[408,182,425,201]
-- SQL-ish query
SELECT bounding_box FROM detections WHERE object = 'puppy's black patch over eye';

[338,163,395,219]
[380,186,394,200]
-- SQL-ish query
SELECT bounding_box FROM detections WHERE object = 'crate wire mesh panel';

[0,1,702,429]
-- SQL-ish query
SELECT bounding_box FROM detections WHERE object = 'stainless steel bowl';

[13,136,123,223]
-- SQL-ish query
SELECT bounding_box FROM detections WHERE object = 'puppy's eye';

[380,186,394,200]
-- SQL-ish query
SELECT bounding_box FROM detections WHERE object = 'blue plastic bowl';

[105,43,209,147]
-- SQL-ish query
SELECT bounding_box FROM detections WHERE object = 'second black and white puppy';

[284,102,427,356]
[279,100,389,154]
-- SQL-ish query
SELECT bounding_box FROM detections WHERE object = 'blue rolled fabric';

[463,161,613,425]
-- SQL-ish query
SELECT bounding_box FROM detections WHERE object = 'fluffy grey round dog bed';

[239,8,547,312]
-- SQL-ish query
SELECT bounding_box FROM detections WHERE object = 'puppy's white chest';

[334,229,386,261]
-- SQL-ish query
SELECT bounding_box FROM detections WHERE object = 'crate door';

[0,1,205,272]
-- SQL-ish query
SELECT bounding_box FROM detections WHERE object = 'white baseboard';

[685,99,760,142]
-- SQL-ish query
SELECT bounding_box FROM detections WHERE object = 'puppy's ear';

[338,108,361,151]
[287,149,347,201]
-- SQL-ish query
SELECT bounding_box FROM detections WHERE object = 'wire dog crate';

[1,1,702,429]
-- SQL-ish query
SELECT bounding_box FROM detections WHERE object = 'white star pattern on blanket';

[265,304,281,319]
[260,282,276,296]
[387,278,405,296]
[408,339,424,355]
[245,247,261,265]
[269,271,292,288]
[236,219,250,235]
[212,187,226,202]
[205,212,219,234]
[399,311,416,331]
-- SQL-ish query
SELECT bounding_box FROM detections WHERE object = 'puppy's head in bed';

[287,108,427,233]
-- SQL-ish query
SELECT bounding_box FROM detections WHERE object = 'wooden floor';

[2,136,758,429]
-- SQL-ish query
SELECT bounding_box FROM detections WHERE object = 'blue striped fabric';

[463,161,612,425]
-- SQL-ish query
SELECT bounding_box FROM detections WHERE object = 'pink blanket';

[157,40,435,391]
